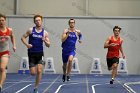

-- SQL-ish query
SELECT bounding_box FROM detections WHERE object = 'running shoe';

[62,74,66,82]
[34,88,39,93]
[67,76,70,81]
[0,87,1,93]
[110,79,114,84]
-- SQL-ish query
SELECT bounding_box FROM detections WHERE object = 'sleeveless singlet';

[0,28,10,52]
[62,29,77,51]
[107,36,121,58]
[28,27,44,53]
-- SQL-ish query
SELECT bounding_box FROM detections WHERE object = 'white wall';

[89,0,140,16]
[18,0,85,16]
[7,16,140,74]
[1,0,140,16]
[0,0,15,15]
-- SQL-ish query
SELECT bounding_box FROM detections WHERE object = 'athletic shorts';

[28,52,44,68]
[0,50,10,58]
[62,50,76,63]
[106,57,119,70]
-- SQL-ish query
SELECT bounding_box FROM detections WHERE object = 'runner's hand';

[27,44,32,49]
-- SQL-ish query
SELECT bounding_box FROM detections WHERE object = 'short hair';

[68,19,75,24]
[113,26,121,31]
[0,13,6,20]
[33,14,43,23]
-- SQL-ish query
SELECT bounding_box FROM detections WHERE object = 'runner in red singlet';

[0,13,16,92]
[104,26,125,84]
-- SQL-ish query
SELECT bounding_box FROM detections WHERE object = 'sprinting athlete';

[21,14,50,93]
[0,13,16,92]
[104,26,125,84]
[61,19,82,82]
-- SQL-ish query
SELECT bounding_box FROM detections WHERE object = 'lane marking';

[42,75,60,93]
[116,79,136,93]
[55,84,66,93]
[55,83,79,93]
[2,76,32,91]
[86,74,89,93]
[124,81,140,93]
[92,83,109,93]
[15,84,32,93]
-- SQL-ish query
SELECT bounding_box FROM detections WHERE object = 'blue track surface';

[2,74,140,93]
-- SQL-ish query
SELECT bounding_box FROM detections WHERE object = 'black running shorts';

[106,57,119,70]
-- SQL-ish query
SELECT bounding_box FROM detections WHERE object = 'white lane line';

[55,84,66,93]
[124,81,140,85]
[42,75,60,93]
[123,81,140,93]
[92,83,109,93]
[86,74,89,93]
[116,79,137,93]
[92,84,101,93]
[2,76,32,91]
[15,84,32,93]
[123,84,137,93]
[55,83,79,93]
[92,85,96,93]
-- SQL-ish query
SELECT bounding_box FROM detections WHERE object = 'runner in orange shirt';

[104,26,125,84]
[0,13,16,92]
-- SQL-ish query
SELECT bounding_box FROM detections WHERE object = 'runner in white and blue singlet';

[61,19,82,82]
[28,26,44,56]
[21,15,50,93]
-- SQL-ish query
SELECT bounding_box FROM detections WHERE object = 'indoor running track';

[2,74,140,93]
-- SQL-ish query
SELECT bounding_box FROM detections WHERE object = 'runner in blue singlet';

[21,15,50,93]
[61,19,82,82]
